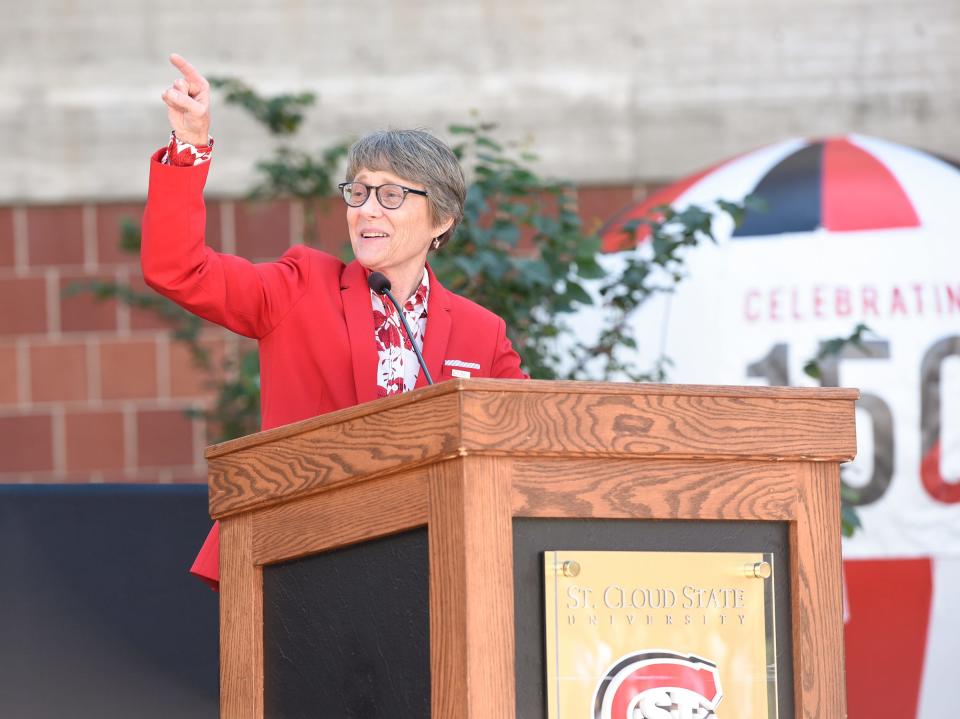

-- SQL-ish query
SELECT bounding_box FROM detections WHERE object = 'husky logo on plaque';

[592,651,723,719]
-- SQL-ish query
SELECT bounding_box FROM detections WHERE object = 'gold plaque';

[544,550,778,718]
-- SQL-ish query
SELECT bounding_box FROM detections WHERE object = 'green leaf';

[476,136,504,152]
[564,282,593,306]
[841,502,863,538]
[576,259,606,280]
[210,76,316,137]
[120,219,141,254]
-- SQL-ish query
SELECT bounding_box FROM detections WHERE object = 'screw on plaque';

[744,561,772,579]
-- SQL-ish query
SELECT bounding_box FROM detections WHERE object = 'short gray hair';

[345,129,466,249]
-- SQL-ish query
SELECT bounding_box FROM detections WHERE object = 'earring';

[432,238,441,250]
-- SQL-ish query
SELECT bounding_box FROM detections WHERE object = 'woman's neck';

[379,265,426,304]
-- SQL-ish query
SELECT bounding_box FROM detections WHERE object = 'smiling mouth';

[361,231,390,239]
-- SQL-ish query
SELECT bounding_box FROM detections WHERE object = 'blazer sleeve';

[141,151,310,339]
[490,317,529,379]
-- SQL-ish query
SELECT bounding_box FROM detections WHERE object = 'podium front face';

[207,380,857,719]
[520,522,790,717]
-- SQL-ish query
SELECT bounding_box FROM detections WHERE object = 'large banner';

[596,135,959,716]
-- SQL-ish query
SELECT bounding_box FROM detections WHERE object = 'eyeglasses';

[338,182,429,210]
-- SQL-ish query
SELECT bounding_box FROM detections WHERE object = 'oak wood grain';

[428,460,467,717]
[219,514,263,719]
[205,379,857,459]
[459,389,856,461]
[792,462,846,718]
[207,380,857,520]
[208,391,461,519]
[511,457,799,520]
[429,455,516,718]
[252,469,429,565]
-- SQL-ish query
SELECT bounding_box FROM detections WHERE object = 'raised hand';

[161,53,211,146]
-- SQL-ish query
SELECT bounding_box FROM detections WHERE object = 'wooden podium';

[206,379,857,718]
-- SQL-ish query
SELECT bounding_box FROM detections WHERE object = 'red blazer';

[142,152,526,589]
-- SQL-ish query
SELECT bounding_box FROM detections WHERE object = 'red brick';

[0,414,54,472]
[56,472,105,484]
[236,200,291,260]
[516,192,558,254]
[128,274,180,331]
[26,205,85,267]
[0,345,18,404]
[0,208,14,268]
[59,273,119,332]
[170,337,225,398]
[96,200,224,265]
[55,471,175,485]
[25,471,83,484]
[577,185,637,235]
[64,410,125,472]
[169,467,207,483]
[310,197,349,255]
[93,471,146,483]
[99,339,158,400]
[95,202,144,265]
[0,277,47,335]
[30,343,87,402]
[137,409,196,467]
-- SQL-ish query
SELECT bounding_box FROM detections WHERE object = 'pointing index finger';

[169,53,208,92]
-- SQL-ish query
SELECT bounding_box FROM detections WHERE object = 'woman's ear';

[433,216,454,240]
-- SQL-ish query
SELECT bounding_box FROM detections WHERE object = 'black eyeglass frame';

[338,182,429,209]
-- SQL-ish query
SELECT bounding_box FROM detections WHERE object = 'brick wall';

[0,184,646,485]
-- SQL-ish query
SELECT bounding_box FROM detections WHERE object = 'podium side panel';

[220,513,264,719]
[792,462,845,718]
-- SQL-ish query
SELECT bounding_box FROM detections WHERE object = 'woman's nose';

[361,193,385,215]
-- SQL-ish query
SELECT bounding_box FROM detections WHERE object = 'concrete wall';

[4,0,959,202]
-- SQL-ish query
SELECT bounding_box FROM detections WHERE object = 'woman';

[145,54,527,589]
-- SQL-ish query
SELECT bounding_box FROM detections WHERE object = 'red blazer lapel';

[417,263,451,389]
[340,261,380,404]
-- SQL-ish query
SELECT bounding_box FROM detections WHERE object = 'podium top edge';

[204,379,859,459]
